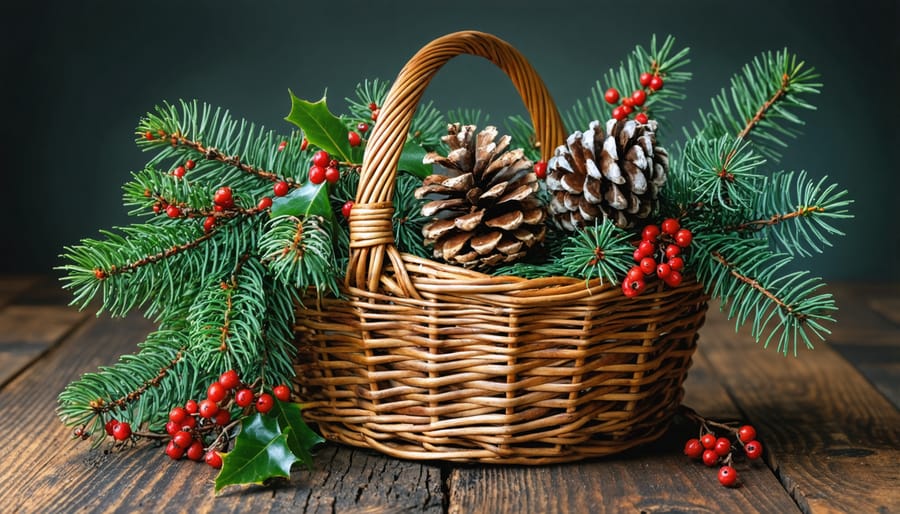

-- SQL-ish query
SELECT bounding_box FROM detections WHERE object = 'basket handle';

[347,30,567,294]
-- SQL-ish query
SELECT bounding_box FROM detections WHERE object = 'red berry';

[744,440,763,460]
[637,240,656,259]
[341,200,354,218]
[213,186,234,208]
[668,256,685,271]
[205,450,223,469]
[622,278,645,298]
[213,205,224,212]
[165,420,181,436]
[172,430,193,449]
[186,440,205,461]
[368,102,377,111]
[308,165,326,184]
[235,388,254,408]
[256,393,274,414]
[714,437,732,457]
[656,263,672,279]
[180,416,196,430]
[300,138,309,151]
[166,440,185,460]
[622,96,635,108]
[166,204,181,218]
[312,150,330,168]
[203,216,216,233]
[649,75,664,91]
[370,108,380,121]
[324,166,340,184]
[633,248,644,262]
[738,425,757,443]
[604,88,620,104]
[214,409,231,426]
[631,89,647,106]
[185,159,196,170]
[684,438,703,460]
[626,266,644,283]
[675,228,693,248]
[700,433,717,449]
[534,161,548,179]
[661,218,680,235]
[272,180,289,197]
[112,421,132,441]
[277,141,287,152]
[718,465,738,487]
[621,104,634,115]
[348,131,361,147]
[639,257,656,275]
[635,113,649,124]
[612,106,626,121]
[94,268,106,280]
[153,204,161,214]
[665,244,681,259]
[702,449,719,467]
[663,270,683,288]
[273,384,291,402]
[639,72,653,87]
[207,382,227,403]
[198,399,219,419]
[642,224,660,241]
[219,370,240,390]
[172,166,186,178]
[257,196,273,210]
[144,130,154,140]
[105,419,117,436]
[184,400,199,414]
[169,406,188,424]
[357,122,369,133]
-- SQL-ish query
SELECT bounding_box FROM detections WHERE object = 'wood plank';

[698,308,900,514]
[0,305,88,385]
[447,328,801,514]
[0,275,39,309]
[0,313,441,514]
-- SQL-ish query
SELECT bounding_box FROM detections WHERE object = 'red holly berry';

[631,89,647,106]
[370,108,380,121]
[277,140,287,152]
[184,400,199,415]
[621,104,634,115]
[186,440,205,461]
[649,75,664,91]
[604,88,620,104]
[357,122,369,133]
[738,425,757,443]
[534,161,548,179]
[94,268,107,280]
[744,440,763,460]
[300,138,309,151]
[639,257,656,275]
[684,438,704,460]
[169,406,188,424]
[665,244,681,259]
[675,228,693,248]
[639,72,653,87]
[172,430,193,449]
[257,196,273,210]
[273,180,289,197]
[714,437,732,457]
[198,399,219,419]
[664,270,683,288]
[166,440,185,460]
[632,248,644,262]
[219,370,240,390]
[153,204,162,214]
[185,159,196,170]
[180,416,196,430]
[308,165,326,184]
[668,256,685,271]
[105,419,118,436]
[203,216,216,233]
[622,96,635,108]
[207,382,227,403]
[637,240,656,259]
[205,450,223,469]
[312,150,330,168]
[213,205,224,212]
[641,224,660,241]
[635,113,649,124]
[213,186,234,208]
[626,266,644,283]
[235,388,254,408]
[166,204,181,218]
[368,102,378,111]
[172,166,186,178]
[214,409,231,426]
[348,131,362,147]
[718,465,738,487]
[700,433,717,449]
[661,218,680,235]
[165,420,181,436]
[656,263,672,279]
[256,393,275,414]
[622,278,645,298]
[341,200,354,218]
[702,449,719,467]
[612,106,626,121]
[112,421,132,441]
[273,384,291,402]
[324,166,340,184]
[144,131,154,141]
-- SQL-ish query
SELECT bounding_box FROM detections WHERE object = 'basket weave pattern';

[293,31,708,464]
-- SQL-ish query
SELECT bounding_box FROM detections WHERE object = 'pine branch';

[258,214,341,297]
[557,220,634,285]
[680,135,766,210]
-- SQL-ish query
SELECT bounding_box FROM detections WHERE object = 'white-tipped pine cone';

[547,118,668,230]
[414,124,547,271]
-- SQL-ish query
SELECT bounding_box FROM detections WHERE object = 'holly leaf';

[397,141,432,179]
[270,181,333,220]
[286,91,358,163]
[270,399,324,469]
[214,413,299,494]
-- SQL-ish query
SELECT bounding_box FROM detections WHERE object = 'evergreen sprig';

[557,220,634,285]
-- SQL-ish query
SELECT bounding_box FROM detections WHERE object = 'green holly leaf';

[270,399,324,469]
[214,413,300,494]
[398,141,432,179]
[286,91,359,163]
[270,181,333,220]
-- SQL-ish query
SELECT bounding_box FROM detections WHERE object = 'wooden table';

[1,276,897,513]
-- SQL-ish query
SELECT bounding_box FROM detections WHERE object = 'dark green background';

[2,0,897,280]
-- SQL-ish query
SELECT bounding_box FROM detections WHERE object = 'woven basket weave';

[292,30,708,464]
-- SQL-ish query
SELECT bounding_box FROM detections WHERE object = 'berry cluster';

[604,71,664,122]
[622,218,692,297]
[308,150,341,186]
[683,423,763,488]
[367,101,380,122]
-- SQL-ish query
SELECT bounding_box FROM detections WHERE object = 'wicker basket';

[292,30,708,464]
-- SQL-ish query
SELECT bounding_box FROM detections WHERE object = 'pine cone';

[546,118,668,230]
[414,124,546,271]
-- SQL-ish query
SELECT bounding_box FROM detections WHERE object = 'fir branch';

[681,136,766,210]
[557,220,634,285]
[259,214,341,297]
[445,108,489,129]
[88,347,185,415]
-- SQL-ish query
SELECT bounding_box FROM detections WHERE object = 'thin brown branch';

[728,205,825,232]
[95,230,217,280]
[218,253,251,352]
[720,72,792,173]
[711,250,805,320]
[89,348,186,413]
